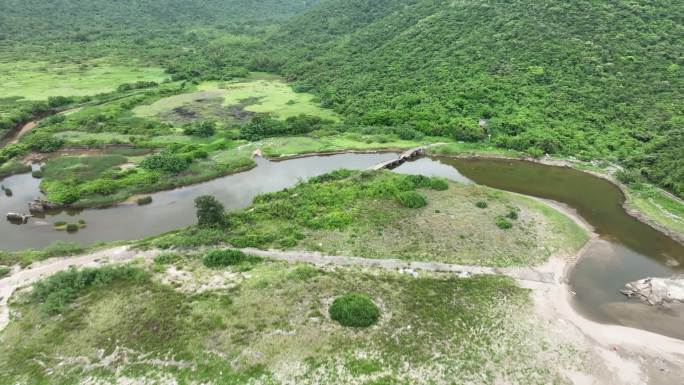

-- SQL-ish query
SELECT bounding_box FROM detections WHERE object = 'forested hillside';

[0,0,681,196]
[266,0,683,196]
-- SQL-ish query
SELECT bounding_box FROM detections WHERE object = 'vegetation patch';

[0,59,167,100]
[0,260,585,384]
[202,249,260,268]
[329,293,380,327]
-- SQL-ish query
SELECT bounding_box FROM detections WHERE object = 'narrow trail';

[0,245,555,332]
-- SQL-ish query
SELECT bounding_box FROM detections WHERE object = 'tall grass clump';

[32,265,147,314]
[203,249,261,268]
[397,191,427,208]
[329,293,380,327]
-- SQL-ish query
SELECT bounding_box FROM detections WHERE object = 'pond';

[1,152,683,338]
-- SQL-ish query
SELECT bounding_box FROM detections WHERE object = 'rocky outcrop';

[28,199,61,213]
[621,276,684,306]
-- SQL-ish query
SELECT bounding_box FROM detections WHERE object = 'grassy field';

[0,59,167,100]
[134,77,339,124]
[153,170,587,267]
[0,256,583,385]
[626,183,684,236]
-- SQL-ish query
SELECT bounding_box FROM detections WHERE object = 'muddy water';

[0,153,396,251]
[394,157,684,339]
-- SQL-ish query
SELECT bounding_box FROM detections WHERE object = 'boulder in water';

[621,276,684,306]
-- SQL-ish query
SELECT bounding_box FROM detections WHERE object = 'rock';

[6,213,31,224]
[621,276,684,306]
[28,198,61,213]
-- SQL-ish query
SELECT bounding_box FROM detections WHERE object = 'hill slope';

[270,0,683,195]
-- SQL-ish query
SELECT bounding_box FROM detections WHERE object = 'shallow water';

[393,157,684,339]
[0,153,396,251]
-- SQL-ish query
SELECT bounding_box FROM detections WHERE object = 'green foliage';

[268,0,684,197]
[24,132,64,153]
[0,266,10,278]
[194,195,226,228]
[240,114,328,141]
[203,249,260,268]
[495,216,513,230]
[32,265,147,314]
[65,223,79,232]
[396,191,427,208]
[475,201,488,209]
[329,293,380,327]
[184,120,216,137]
[140,153,189,173]
[506,208,519,220]
[137,196,153,205]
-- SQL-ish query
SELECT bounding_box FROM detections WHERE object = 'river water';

[1,153,683,338]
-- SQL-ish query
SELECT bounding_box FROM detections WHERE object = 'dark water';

[0,153,396,251]
[394,157,684,338]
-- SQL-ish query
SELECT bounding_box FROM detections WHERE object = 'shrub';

[428,178,449,191]
[506,208,519,220]
[195,195,225,227]
[203,249,259,268]
[154,252,182,265]
[25,133,65,153]
[397,191,427,208]
[495,216,513,229]
[137,196,153,205]
[139,153,188,173]
[475,201,488,209]
[329,293,380,327]
[32,170,43,179]
[32,265,147,314]
[0,266,10,278]
[65,223,79,232]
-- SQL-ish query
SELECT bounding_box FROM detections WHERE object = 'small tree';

[194,195,225,227]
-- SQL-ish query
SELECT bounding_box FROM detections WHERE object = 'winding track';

[0,245,556,332]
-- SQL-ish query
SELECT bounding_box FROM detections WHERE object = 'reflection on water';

[0,153,396,251]
[396,157,683,339]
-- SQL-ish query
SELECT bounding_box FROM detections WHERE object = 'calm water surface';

[394,157,684,339]
[0,153,396,251]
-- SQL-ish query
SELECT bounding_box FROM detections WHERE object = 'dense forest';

[266,0,683,195]
[0,0,682,196]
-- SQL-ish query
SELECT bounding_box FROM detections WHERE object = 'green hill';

[268,0,683,195]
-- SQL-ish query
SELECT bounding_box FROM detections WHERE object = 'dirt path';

[0,246,158,331]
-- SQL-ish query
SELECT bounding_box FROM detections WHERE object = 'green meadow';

[134,77,339,124]
[0,59,167,100]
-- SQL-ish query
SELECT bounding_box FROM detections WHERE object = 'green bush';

[0,266,10,278]
[495,216,513,230]
[329,293,380,327]
[475,201,488,209]
[428,178,449,191]
[65,223,79,232]
[137,196,153,205]
[506,208,519,220]
[203,249,259,268]
[32,265,147,314]
[396,191,427,208]
[154,252,182,265]
[195,195,225,227]
[140,153,188,173]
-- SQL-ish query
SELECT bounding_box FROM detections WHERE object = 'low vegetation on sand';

[0,258,585,384]
[152,170,587,267]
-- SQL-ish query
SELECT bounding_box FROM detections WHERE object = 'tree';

[194,195,225,227]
